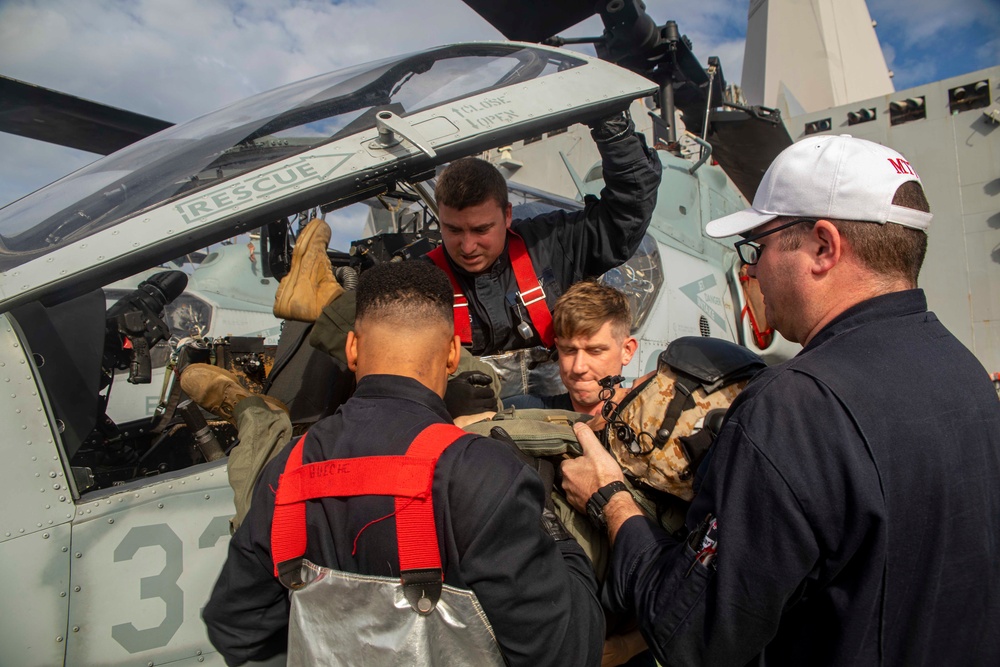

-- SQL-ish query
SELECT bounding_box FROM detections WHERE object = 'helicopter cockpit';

[0,42,656,500]
[8,178,629,495]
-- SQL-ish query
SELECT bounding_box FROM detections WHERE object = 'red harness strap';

[427,246,472,344]
[426,231,554,347]
[271,423,468,579]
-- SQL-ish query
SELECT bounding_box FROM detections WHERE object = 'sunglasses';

[733,218,817,265]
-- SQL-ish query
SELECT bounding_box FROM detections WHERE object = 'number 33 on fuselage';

[0,320,236,667]
[0,39,658,667]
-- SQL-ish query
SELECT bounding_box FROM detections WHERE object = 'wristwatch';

[586,481,630,530]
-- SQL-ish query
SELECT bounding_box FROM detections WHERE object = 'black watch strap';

[586,480,629,529]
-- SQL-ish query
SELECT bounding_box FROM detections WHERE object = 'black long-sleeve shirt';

[309,128,662,360]
[204,374,604,666]
[608,290,1000,666]
[449,129,662,355]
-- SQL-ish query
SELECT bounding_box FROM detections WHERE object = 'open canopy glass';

[0,44,583,266]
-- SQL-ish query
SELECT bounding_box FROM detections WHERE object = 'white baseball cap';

[705,134,932,238]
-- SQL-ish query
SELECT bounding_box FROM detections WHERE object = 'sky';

[0,0,997,208]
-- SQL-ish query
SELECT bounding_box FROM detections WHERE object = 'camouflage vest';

[465,337,765,568]
[602,336,766,501]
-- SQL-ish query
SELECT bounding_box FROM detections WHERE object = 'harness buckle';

[519,285,546,307]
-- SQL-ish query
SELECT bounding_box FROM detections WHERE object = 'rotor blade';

[0,75,173,155]
[460,0,596,43]
[706,110,793,201]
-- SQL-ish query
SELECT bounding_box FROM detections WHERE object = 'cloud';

[868,0,998,47]
[0,0,994,208]
[0,0,748,122]
[0,0,502,202]
[881,43,898,76]
[643,0,749,82]
[0,0,743,205]
[974,36,1000,69]
[868,0,1000,85]
[326,203,370,251]
[0,134,97,206]
[0,0,504,124]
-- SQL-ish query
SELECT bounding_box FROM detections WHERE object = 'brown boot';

[180,363,287,425]
[273,218,345,322]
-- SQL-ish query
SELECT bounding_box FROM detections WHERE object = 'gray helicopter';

[3,0,994,664]
[0,31,711,665]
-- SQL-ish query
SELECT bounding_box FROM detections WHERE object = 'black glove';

[541,506,574,542]
[444,371,497,418]
[588,109,634,143]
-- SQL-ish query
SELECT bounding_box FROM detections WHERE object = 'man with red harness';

[204,261,604,666]
[303,110,662,401]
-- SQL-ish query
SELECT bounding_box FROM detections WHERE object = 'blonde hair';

[553,281,632,340]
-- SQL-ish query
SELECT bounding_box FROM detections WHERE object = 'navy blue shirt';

[609,290,1000,666]
[205,375,603,666]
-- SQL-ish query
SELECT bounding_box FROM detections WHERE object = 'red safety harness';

[271,423,467,611]
[427,231,554,347]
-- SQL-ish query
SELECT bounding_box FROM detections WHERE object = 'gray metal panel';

[66,465,234,665]
[0,523,70,665]
[706,109,793,201]
[0,313,75,543]
[967,227,1000,368]
[652,161,705,255]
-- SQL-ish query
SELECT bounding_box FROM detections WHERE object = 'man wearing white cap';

[561,135,1000,665]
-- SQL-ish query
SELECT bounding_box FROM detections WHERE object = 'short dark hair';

[435,158,509,210]
[553,281,632,340]
[355,261,453,327]
[779,181,930,285]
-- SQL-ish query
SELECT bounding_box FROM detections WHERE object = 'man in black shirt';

[205,261,603,666]
[561,135,1000,665]
[292,111,660,399]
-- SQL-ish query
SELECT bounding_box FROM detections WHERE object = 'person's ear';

[345,330,359,372]
[446,335,462,375]
[810,219,842,275]
[620,336,638,366]
[504,202,513,229]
